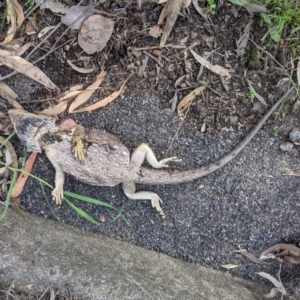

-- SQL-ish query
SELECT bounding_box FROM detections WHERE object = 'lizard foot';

[151,195,165,217]
[52,186,64,205]
[71,125,86,163]
[156,156,182,168]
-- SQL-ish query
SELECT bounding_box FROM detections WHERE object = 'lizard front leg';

[131,143,181,169]
[45,148,65,205]
[122,181,165,217]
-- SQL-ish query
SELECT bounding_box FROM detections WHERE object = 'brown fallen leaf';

[177,85,206,118]
[11,152,37,199]
[233,249,271,265]
[68,71,107,113]
[190,48,232,78]
[71,73,132,113]
[78,15,114,54]
[158,0,182,47]
[191,0,208,20]
[9,197,26,217]
[0,81,23,109]
[220,264,239,269]
[0,52,58,90]
[2,0,24,44]
[261,243,300,256]
[257,272,286,298]
[67,59,96,74]
[37,72,107,115]
[61,5,94,30]
[25,18,36,35]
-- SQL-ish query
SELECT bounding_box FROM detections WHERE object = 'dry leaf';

[37,99,70,116]
[71,73,132,113]
[0,137,18,168]
[257,272,286,298]
[190,49,231,78]
[177,85,206,117]
[158,0,181,46]
[261,243,300,256]
[0,81,23,109]
[233,249,271,265]
[25,19,36,35]
[67,59,96,74]
[61,5,94,30]
[9,197,26,217]
[40,0,68,14]
[2,0,24,44]
[149,25,163,38]
[220,264,239,269]
[11,152,37,198]
[0,53,58,90]
[236,20,253,57]
[37,72,107,116]
[69,71,107,113]
[191,0,208,20]
[78,15,114,54]
[38,26,55,39]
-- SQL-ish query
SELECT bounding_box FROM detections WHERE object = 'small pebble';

[280,142,294,152]
[289,128,300,142]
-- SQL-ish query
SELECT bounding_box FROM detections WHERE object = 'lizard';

[8,87,294,217]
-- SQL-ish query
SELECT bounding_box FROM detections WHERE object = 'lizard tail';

[136,87,294,185]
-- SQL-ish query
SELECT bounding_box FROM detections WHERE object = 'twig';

[165,93,195,156]
[132,44,186,51]
[143,51,164,67]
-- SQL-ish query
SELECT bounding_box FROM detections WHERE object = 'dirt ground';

[1,0,300,297]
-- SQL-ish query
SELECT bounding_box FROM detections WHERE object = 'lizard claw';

[52,187,64,205]
[151,196,165,217]
[157,156,182,168]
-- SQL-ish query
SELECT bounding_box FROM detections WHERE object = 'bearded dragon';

[8,88,293,216]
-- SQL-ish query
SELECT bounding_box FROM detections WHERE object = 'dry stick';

[165,94,196,157]
[143,51,164,67]
[132,44,186,51]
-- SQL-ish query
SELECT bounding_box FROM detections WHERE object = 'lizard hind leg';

[122,181,165,217]
[131,143,181,169]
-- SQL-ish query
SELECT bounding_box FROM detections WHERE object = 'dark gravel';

[10,87,300,292]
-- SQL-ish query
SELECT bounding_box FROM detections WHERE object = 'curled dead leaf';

[2,0,24,44]
[67,60,96,74]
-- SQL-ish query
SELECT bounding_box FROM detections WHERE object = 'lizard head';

[8,109,56,153]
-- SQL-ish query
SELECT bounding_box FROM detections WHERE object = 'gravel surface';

[10,88,300,292]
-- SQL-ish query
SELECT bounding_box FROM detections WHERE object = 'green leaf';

[261,13,272,24]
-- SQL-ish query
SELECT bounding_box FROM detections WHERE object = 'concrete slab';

[0,208,270,299]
